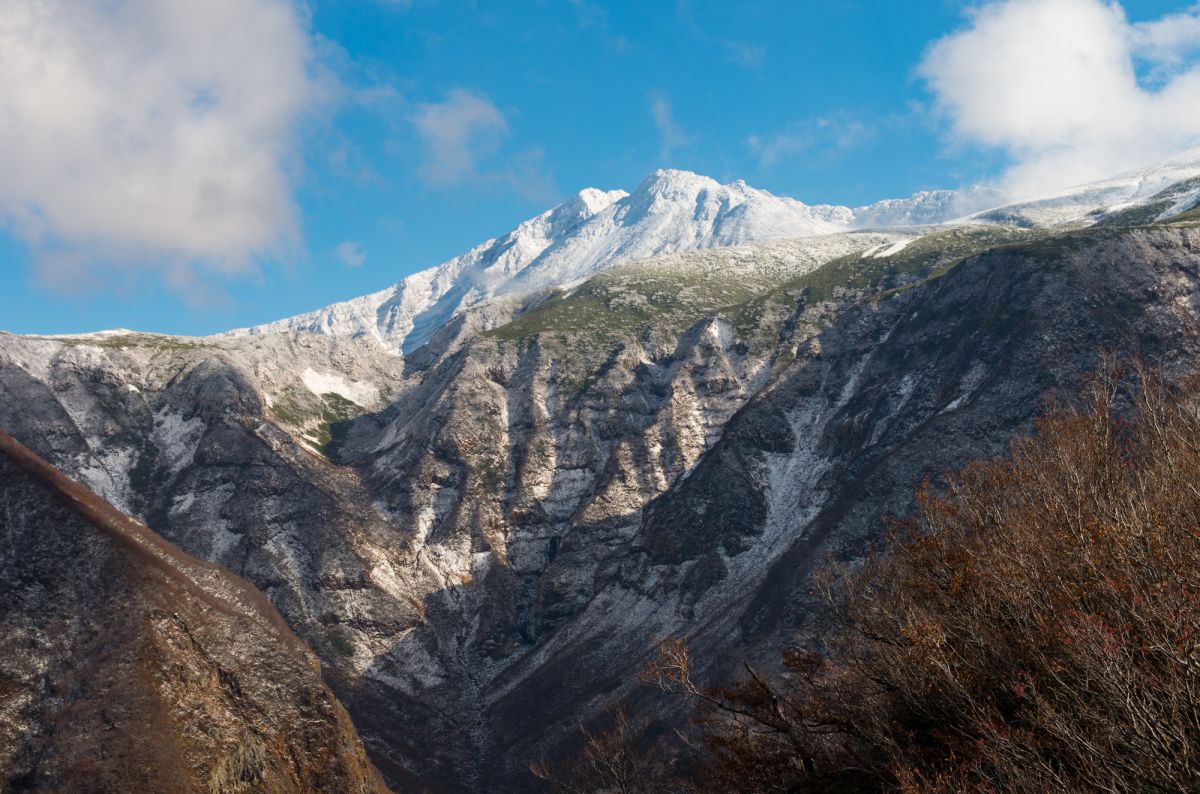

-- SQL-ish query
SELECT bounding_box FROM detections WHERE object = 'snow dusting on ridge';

[222,153,1200,356]
[221,170,979,354]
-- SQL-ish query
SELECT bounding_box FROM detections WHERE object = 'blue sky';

[1,0,1198,336]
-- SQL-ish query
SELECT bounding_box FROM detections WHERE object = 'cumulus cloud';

[1130,4,1200,70]
[919,0,1200,198]
[0,0,329,295]
[336,241,366,268]
[410,89,556,201]
[650,95,695,162]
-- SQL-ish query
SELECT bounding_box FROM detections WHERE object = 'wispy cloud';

[412,89,509,187]
[0,0,332,298]
[568,0,628,50]
[674,0,765,70]
[650,95,695,162]
[747,115,874,167]
[336,241,366,268]
[724,41,765,69]
[569,0,607,28]
[411,88,556,201]
[919,0,1200,198]
[1131,4,1200,64]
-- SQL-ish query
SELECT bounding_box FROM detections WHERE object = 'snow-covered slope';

[970,149,1200,228]
[225,153,1200,355]
[223,170,973,354]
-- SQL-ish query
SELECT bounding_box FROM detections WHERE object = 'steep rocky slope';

[3,164,1200,791]
[1,230,896,789]
[342,221,1200,787]
[0,430,389,793]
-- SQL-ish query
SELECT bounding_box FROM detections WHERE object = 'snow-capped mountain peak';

[223,170,869,353]
[545,187,628,238]
[223,154,1200,354]
[968,148,1200,227]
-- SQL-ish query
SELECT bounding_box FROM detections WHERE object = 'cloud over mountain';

[920,0,1200,198]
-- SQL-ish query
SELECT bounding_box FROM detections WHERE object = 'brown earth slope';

[0,430,390,793]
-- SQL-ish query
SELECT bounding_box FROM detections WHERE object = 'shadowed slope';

[0,430,390,793]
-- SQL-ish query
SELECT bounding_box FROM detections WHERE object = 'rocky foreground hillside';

[0,430,389,792]
[2,164,1200,791]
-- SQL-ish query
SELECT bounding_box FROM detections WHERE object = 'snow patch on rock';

[300,367,376,406]
[872,238,915,258]
[153,409,205,474]
[75,446,135,513]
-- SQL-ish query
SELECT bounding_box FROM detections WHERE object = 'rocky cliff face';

[0,231,900,789]
[2,195,1200,790]
[399,222,1200,787]
[0,430,389,793]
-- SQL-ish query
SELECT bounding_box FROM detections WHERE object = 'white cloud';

[1130,3,1200,70]
[650,95,695,162]
[410,89,556,201]
[919,0,1200,198]
[0,0,329,295]
[411,89,509,187]
[336,241,366,267]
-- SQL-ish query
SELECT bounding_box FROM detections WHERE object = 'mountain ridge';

[221,154,1200,357]
[220,169,994,354]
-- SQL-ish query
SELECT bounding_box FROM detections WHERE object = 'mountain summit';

[224,154,1200,357]
[223,170,980,354]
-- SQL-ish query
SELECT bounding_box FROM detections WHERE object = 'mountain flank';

[0,430,389,793]
[3,155,1200,790]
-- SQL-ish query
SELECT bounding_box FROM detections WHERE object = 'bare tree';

[530,702,671,794]
[644,363,1200,792]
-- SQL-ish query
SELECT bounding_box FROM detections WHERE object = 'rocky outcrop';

[0,430,389,793]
